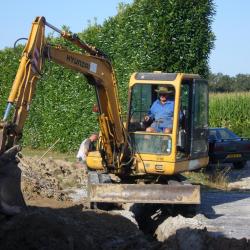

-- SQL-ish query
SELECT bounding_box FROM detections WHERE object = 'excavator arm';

[0,16,127,170]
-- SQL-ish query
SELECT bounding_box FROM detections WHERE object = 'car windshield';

[209,128,240,140]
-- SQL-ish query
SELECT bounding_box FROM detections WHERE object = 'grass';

[183,164,230,191]
[21,147,76,162]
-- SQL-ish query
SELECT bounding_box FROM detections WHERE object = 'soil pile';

[0,206,155,250]
[155,214,250,249]
[155,214,207,241]
[159,228,250,250]
[20,157,87,202]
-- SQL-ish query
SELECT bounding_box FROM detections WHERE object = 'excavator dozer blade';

[88,183,200,204]
[0,145,26,215]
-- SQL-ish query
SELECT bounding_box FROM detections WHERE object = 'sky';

[209,0,250,76]
[0,0,249,76]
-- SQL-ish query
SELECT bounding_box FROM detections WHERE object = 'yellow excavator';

[0,16,209,213]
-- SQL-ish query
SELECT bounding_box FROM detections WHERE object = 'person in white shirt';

[76,134,98,162]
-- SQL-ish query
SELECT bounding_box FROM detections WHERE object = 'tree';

[209,72,250,92]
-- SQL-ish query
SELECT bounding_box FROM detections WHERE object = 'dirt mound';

[19,157,87,202]
[0,206,154,250]
[159,228,250,250]
[155,214,207,241]
[155,214,250,250]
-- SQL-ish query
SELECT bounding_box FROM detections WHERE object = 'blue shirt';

[148,99,174,128]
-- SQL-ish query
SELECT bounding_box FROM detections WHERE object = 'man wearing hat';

[144,85,174,133]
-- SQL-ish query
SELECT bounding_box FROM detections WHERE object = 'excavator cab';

[127,72,209,175]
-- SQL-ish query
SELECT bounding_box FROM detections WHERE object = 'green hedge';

[0,0,215,152]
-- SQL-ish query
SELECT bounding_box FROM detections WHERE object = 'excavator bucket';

[0,144,26,215]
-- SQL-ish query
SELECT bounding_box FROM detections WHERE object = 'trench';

[126,203,197,237]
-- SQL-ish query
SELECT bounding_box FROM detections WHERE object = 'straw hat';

[155,86,174,94]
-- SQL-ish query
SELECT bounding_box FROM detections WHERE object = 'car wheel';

[233,161,246,169]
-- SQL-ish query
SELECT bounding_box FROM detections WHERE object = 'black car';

[208,127,250,168]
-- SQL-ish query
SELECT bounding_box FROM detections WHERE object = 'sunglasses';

[159,93,168,96]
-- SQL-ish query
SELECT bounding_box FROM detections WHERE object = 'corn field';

[209,92,250,137]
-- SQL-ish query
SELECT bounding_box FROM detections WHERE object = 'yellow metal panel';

[86,151,104,170]
[135,158,175,175]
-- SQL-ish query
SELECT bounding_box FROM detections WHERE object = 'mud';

[0,156,249,249]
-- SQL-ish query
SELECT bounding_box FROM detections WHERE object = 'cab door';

[190,79,208,158]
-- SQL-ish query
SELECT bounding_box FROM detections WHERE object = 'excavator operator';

[144,86,174,133]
